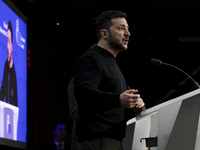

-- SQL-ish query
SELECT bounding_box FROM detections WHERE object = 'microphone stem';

[163,63,200,89]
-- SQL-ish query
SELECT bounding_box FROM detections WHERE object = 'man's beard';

[108,33,128,52]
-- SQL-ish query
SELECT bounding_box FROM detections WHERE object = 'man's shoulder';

[78,46,100,62]
[83,45,100,55]
[82,45,110,60]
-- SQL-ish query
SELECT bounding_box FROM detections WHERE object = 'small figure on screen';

[0,20,17,106]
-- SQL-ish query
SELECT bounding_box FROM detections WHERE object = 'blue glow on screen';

[0,0,27,143]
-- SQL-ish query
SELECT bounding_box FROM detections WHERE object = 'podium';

[0,101,19,141]
[123,89,200,150]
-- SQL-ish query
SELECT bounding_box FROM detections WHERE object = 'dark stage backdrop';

[26,2,98,150]
[27,4,73,150]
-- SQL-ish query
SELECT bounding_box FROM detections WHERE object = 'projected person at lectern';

[0,20,17,106]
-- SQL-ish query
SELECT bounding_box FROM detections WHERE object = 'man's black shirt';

[0,60,17,106]
[74,46,135,141]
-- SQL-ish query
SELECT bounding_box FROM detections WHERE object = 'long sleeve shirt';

[74,45,135,141]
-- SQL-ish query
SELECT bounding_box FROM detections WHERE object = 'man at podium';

[74,11,145,150]
[0,20,17,106]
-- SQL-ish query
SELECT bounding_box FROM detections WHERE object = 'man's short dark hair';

[95,11,127,39]
[8,20,13,43]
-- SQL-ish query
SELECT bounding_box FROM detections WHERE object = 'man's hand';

[119,89,145,111]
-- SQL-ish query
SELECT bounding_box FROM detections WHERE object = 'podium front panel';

[0,101,18,140]
[165,94,200,150]
[4,108,14,139]
[124,89,200,150]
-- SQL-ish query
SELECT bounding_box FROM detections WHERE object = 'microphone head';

[151,58,163,66]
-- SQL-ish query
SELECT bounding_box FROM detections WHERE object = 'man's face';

[7,29,13,62]
[53,124,66,141]
[108,18,130,51]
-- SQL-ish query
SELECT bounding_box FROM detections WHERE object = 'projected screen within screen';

[0,0,27,144]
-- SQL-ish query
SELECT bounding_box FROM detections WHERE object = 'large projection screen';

[0,0,27,149]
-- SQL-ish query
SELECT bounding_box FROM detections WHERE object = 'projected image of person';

[0,20,17,106]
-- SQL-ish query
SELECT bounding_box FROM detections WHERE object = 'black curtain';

[27,3,75,150]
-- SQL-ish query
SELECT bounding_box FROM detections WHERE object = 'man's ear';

[100,29,109,39]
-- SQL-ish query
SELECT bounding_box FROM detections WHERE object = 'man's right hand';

[119,89,145,109]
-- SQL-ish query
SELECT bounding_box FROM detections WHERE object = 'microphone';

[151,58,200,89]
